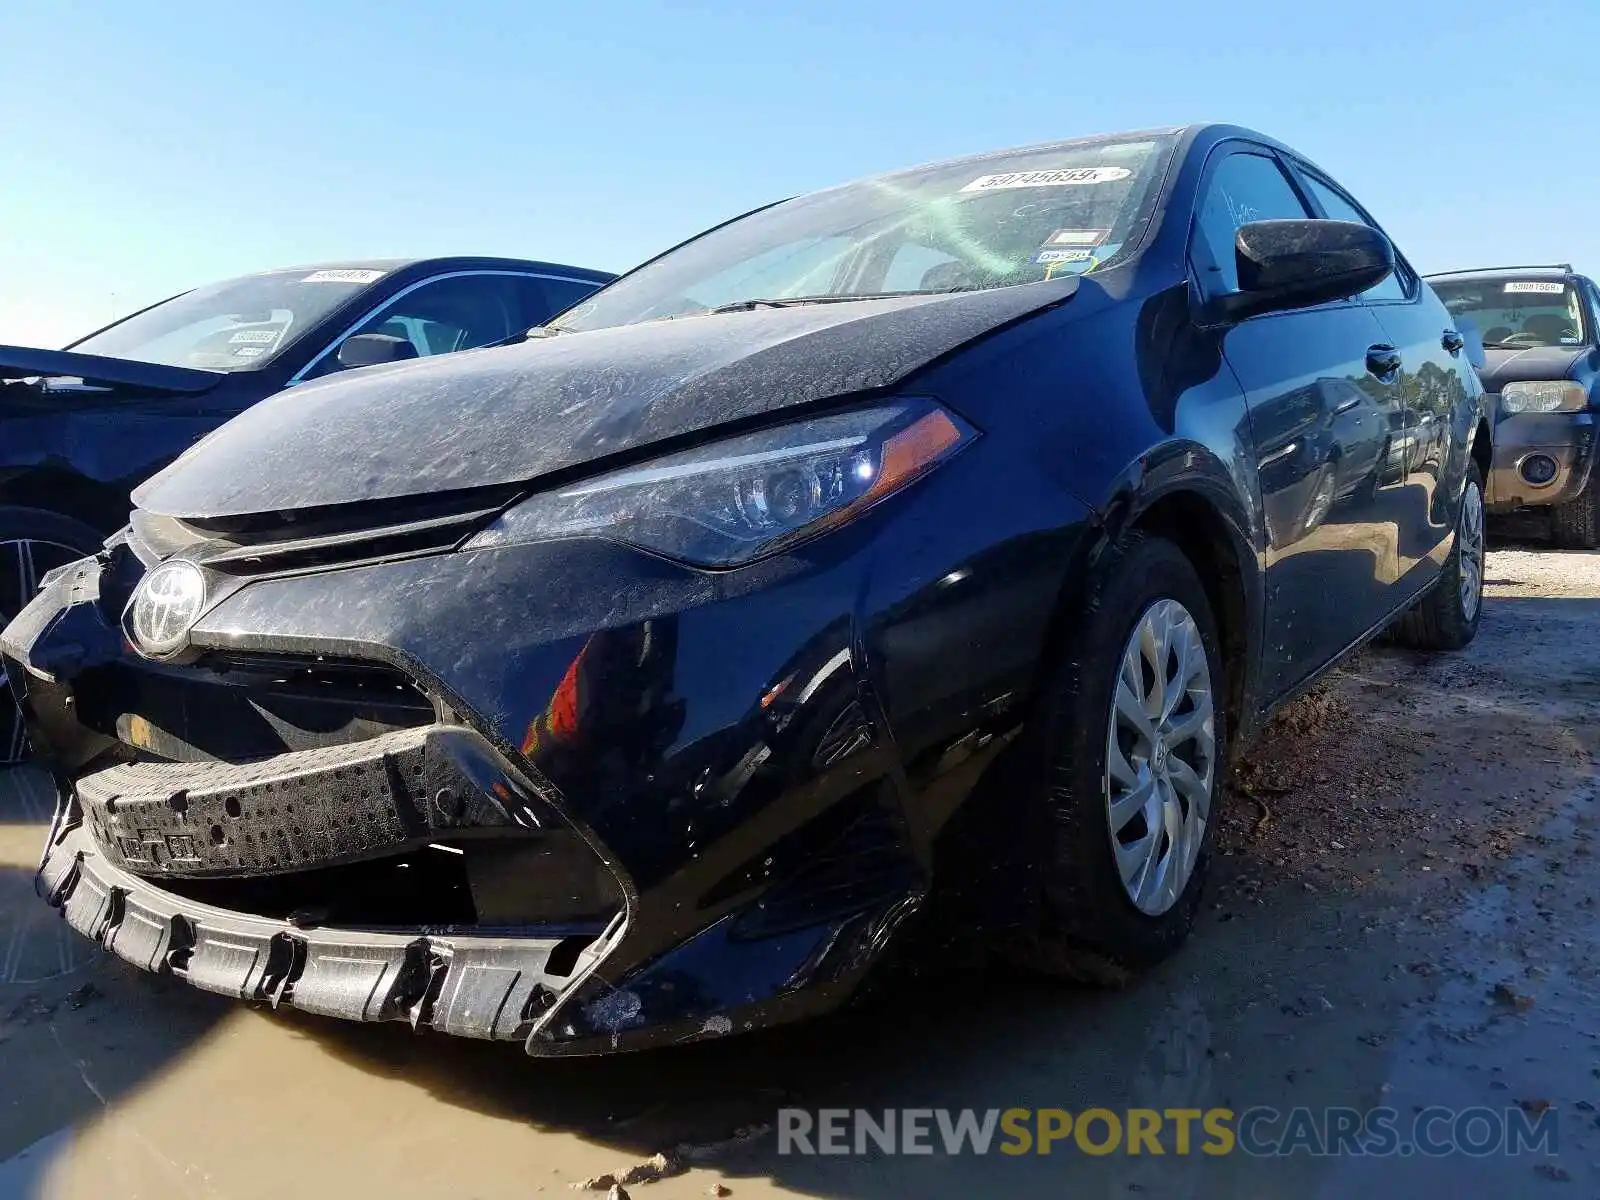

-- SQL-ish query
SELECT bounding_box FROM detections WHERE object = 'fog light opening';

[545,934,597,978]
[1519,454,1559,487]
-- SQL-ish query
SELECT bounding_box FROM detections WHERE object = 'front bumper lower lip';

[38,820,613,1047]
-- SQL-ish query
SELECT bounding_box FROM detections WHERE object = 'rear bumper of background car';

[1485,408,1596,512]
[4,470,1086,1052]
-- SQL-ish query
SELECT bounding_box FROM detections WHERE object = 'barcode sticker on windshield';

[301,268,387,285]
[1504,281,1564,294]
[960,167,1132,192]
[229,330,278,344]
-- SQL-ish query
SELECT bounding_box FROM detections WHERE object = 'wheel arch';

[1089,444,1267,751]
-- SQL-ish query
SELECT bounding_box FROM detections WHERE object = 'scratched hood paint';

[132,282,1077,520]
[137,284,1075,521]
[1477,345,1591,391]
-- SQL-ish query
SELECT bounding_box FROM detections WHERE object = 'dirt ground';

[2,544,1598,1198]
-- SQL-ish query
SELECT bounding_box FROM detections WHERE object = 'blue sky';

[2,0,1593,346]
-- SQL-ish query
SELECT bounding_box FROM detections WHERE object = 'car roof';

[242,256,616,283]
[1423,265,1577,282]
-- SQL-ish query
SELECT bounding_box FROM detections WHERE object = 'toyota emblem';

[126,560,208,659]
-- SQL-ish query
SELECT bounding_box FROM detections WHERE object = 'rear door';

[1190,146,1403,699]
[1290,166,1476,600]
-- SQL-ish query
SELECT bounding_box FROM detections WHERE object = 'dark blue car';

[0,256,613,760]
[4,126,1490,1054]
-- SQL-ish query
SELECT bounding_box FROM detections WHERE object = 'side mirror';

[335,333,418,370]
[1215,219,1396,321]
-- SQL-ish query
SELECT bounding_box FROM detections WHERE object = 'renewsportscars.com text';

[777,1106,1558,1158]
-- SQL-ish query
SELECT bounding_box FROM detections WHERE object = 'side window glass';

[538,277,605,320]
[1191,153,1311,295]
[1297,174,1410,302]
[308,274,523,379]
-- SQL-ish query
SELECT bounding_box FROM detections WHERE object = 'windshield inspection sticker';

[301,268,387,285]
[229,329,278,344]
[1044,228,1111,247]
[1504,281,1565,294]
[232,346,266,359]
[1034,248,1095,265]
[960,167,1132,192]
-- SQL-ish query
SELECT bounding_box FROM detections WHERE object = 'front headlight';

[1500,381,1588,414]
[464,399,976,567]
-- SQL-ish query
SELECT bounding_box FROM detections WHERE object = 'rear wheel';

[1551,471,1599,550]
[1392,462,1485,652]
[1006,533,1225,984]
[0,507,104,764]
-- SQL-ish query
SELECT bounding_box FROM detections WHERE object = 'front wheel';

[1392,461,1485,652]
[1,507,105,764]
[1007,533,1226,983]
[1551,470,1599,550]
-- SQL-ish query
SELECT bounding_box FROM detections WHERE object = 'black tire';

[1005,533,1227,985]
[1551,471,1599,551]
[1,506,105,764]
[1392,461,1485,652]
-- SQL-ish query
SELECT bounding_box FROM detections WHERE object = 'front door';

[1189,147,1403,699]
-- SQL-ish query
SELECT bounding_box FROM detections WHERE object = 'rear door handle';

[1442,329,1465,355]
[1366,344,1402,379]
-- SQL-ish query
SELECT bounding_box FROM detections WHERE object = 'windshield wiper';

[708,291,981,315]
[708,298,804,313]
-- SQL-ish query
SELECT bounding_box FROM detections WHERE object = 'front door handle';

[1442,329,1465,356]
[1366,344,1402,379]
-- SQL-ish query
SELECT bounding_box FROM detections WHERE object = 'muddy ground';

[1,545,1597,1198]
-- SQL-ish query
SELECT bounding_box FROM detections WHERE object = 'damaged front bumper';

[5,490,1056,1053]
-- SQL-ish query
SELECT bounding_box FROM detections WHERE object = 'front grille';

[129,484,521,576]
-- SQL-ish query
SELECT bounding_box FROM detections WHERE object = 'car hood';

[134,281,1078,520]
[1478,345,1591,392]
[0,344,226,394]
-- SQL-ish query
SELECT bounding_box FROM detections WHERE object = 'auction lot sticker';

[960,167,1132,192]
[1504,281,1564,294]
[301,268,387,284]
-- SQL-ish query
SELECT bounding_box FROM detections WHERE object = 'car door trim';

[288,269,599,385]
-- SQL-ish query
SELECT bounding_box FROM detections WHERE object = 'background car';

[0,256,614,761]
[4,124,1491,1055]
[1426,264,1599,547]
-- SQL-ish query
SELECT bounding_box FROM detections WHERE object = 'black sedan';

[3,125,1490,1055]
[0,256,614,760]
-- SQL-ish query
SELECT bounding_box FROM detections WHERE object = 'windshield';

[1431,277,1589,349]
[555,134,1177,334]
[68,267,391,372]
